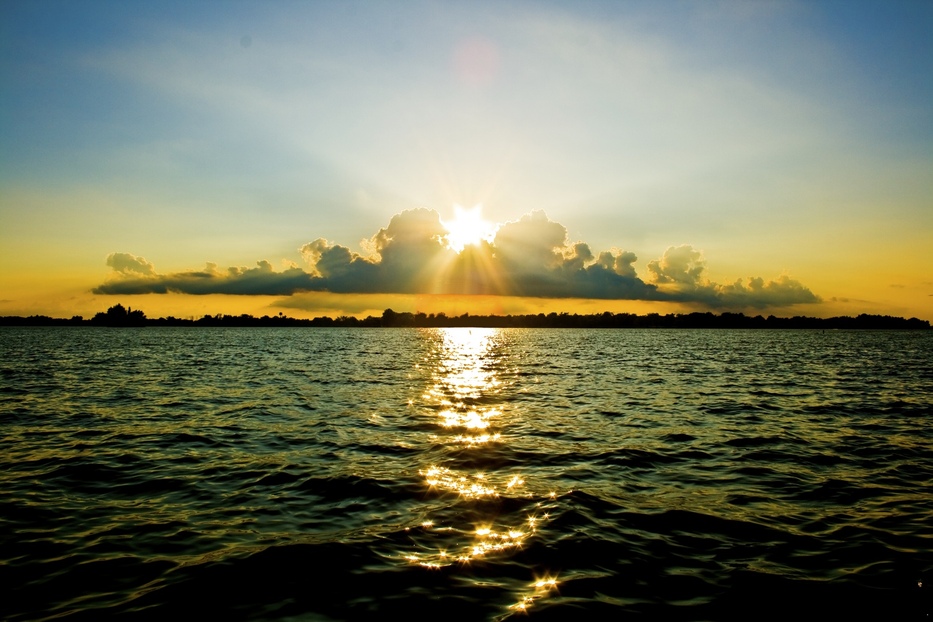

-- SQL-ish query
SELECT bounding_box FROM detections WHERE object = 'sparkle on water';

[408,328,559,613]
[3,326,931,620]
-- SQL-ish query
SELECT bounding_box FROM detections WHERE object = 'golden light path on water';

[404,328,560,614]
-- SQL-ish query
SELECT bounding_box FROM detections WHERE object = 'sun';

[442,205,497,253]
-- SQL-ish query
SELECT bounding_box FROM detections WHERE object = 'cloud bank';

[94,210,819,309]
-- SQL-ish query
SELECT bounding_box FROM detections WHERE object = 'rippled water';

[2,327,932,620]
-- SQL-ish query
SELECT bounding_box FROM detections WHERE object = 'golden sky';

[2,1,931,320]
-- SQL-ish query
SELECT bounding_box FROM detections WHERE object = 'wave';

[1,327,931,620]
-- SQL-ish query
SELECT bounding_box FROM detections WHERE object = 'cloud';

[300,208,454,293]
[646,244,820,308]
[296,209,658,299]
[94,209,819,308]
[106,252,157,276]
[94,260,321,295]
[646,245,706,287]
[486,211,659,299]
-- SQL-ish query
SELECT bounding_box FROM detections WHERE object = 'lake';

[1,327,931,620]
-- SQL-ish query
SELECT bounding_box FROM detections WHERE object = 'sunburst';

[442,205,497,253]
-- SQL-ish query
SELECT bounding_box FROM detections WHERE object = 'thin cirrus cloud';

[94,209,819,309]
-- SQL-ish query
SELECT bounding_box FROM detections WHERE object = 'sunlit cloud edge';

[93,208,820,310]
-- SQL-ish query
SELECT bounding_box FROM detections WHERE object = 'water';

[1,327,931,620]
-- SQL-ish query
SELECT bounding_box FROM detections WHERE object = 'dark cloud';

[94,260,321,295]
[93,209,819,308]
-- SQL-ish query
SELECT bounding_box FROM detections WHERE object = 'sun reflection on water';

[419,464,531,501]
[510,575,560,612]
[421,465,500,499]
[404,328,558,613]
[403,513,548,569]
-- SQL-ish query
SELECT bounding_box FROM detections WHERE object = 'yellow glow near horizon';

[442,205,497,253]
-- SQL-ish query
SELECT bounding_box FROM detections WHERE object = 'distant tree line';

[0,304,929,329]
[378,309,931,329]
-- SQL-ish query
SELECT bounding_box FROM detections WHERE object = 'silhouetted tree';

[90,304,144,326]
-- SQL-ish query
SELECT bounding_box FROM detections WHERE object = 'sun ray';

[442,205,497,253]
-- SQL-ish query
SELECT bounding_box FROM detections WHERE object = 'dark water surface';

[2,327,931,620]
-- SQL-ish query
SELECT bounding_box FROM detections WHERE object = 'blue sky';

[2,0,931,319]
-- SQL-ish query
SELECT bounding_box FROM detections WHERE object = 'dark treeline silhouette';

[379,309,930,329]
[1,305,930,329]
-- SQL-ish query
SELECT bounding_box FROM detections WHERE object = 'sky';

[2,0,931,321]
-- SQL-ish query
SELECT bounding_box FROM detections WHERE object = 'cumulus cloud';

[646,244,706,286]
[300,208,456,293]
[646,244,819,308]
[462,210,657,299]
[715,275,820,308]
[93,209,819,308]
[106,252,157,276]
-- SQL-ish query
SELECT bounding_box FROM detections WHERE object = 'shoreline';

[1,307,929,329]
